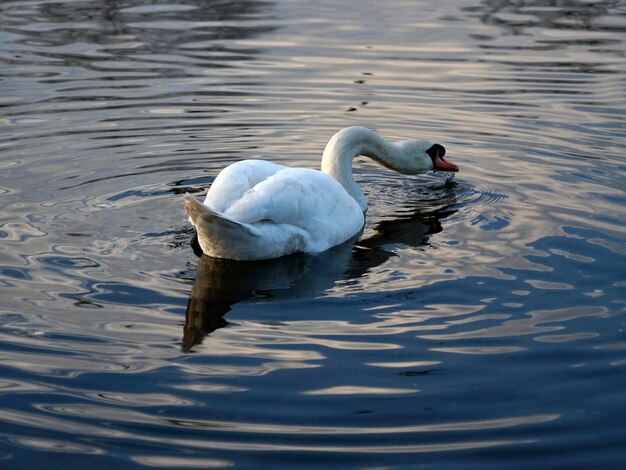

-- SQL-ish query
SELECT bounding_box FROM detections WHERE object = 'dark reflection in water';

[8,0,272,53]
[184,240,355,351]
[185,189,458,351]
[474,0,619,32]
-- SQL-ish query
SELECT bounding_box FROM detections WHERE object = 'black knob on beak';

[426,144,446,162]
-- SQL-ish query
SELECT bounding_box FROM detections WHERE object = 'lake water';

[1,0,625,467]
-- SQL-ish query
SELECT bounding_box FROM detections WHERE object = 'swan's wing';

[223,168,364,245]
[204,159,285,213]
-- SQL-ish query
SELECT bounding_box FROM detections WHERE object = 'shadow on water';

[472,0,618,33]
[183,181,458,352]
[23,0,274,47]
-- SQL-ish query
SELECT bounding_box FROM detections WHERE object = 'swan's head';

[425,143,459,172]
[398,140,459,174]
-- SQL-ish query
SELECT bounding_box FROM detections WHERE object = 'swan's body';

[185,126,458,260]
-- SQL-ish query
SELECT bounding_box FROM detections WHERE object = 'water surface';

[1,0,625,467]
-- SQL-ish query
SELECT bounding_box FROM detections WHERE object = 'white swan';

[184,126,458,260]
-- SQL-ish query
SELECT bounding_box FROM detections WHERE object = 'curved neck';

[321,127,405,212]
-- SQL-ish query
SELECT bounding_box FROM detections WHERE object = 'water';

[434,171,456,184]
[1,0,625,467]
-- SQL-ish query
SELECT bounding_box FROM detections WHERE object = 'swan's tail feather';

[184,193,243,229]
[184,194,259,259]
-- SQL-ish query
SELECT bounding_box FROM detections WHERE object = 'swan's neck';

[321,127,415,212]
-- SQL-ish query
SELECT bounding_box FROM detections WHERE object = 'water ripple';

[0,0,625,467]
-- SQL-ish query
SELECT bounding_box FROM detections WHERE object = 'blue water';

[1,0,625,467]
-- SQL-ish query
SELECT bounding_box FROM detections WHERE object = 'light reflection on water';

[1,0,625,467]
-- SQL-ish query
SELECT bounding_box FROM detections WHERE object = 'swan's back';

[204,160,284,213]
[187,160,364,260]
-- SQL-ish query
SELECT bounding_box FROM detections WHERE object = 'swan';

[184,126,458,260]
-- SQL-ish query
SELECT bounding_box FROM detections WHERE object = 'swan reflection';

[183,182,458,352]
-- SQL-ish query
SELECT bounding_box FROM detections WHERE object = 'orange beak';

[427,144,459,172]
[434,153,459,172]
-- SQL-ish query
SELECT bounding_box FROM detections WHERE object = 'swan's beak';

[427,144,459,172]
[434,155,459,172]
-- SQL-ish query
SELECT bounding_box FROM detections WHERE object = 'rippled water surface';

[1,0,625,467]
